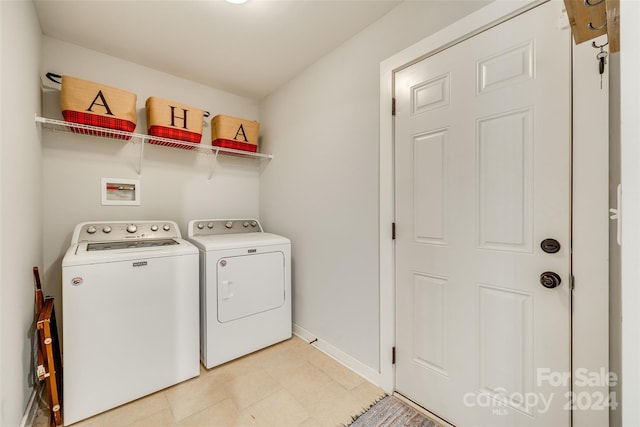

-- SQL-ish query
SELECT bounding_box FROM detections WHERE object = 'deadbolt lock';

[541,238,561,254]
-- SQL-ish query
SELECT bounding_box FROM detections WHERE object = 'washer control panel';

[189,219,263,237]
[74,221,181,243]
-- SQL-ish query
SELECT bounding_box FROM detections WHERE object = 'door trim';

[378,1,609,425]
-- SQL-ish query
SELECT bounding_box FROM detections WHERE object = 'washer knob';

[126,224,137,233]
[197,223,204,230]
[102,226,112,234]
[86,226,97,234]
[163,224,171,231]
[150,225,159,232]
[251,221,257,227]
[225,221,233,229]
[243,221,250,227]
[207,222,214,229]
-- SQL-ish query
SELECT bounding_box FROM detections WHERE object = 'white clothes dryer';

[188,219,291,369]
[62,221,199,426]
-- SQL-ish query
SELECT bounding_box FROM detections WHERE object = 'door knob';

[540,272,562,289]
[540,238,561,254]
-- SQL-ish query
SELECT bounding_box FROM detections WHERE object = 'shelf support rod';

[208,149,220,180]
[137,139,145,175]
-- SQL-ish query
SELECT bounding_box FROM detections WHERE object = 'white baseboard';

[293,324,382,387]
[20,384,43,427]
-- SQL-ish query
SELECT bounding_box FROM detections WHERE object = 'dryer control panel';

[188,219,263,237]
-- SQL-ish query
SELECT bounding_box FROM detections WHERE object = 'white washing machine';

[61,221,199,426]
[187,219,291,369]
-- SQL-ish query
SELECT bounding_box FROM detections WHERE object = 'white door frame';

[379,1,609,425]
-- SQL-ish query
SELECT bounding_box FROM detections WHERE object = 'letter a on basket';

[234,124,248,142]
[86,91,115,116]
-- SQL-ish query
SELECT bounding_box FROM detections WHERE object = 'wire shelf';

[35,116,273,160]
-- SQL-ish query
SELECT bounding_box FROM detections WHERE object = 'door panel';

[477,108,533,252]
[413,273,448,375]
[413,129,448,244]
[394,2,571,426]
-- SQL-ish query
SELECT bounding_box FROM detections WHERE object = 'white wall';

[620,1,640,425]
[259,1,488,374]
[0,1,43,425]
[41,37,262,338]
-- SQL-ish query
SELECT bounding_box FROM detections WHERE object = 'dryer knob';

[102,226,112,234]
[197,223,204,230]
[163,224,171,231]
[126,224,137,233]
[225,221,233,229]
[207,222,214,229]
[86,226,97,234]
[150,225,159,232]
[243,221,249,227]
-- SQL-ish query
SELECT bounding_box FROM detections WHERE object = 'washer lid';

[188,232,290,250]
[62,238,198,266]
[87,238,179,251]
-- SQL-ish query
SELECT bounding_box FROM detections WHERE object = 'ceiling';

[34,0,402,100]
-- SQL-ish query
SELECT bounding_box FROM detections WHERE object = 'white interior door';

[394,2,571,426]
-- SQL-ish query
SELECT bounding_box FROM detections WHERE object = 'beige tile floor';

[33,336,387,427]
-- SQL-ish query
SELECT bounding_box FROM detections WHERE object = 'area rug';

[347,395,439,427]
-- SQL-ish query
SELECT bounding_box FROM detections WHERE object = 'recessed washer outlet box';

[101,178,140,206]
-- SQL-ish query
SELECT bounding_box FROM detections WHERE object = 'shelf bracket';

[208,149,220,180]
[137,140,145,175]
